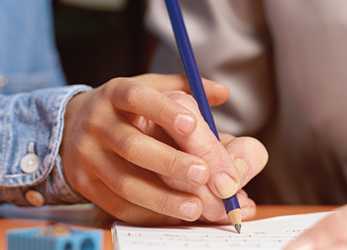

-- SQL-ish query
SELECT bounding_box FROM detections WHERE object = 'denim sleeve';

[0,85,92,206]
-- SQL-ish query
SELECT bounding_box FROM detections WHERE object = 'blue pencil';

[164,0,242,233]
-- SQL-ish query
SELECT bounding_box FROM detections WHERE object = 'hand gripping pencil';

[164,0,242,233]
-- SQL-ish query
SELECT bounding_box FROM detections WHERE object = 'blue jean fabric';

[0,0,90,205]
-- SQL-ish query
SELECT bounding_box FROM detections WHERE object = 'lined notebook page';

[112,212,330,250]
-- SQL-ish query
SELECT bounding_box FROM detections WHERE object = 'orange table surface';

[0,205,336,250]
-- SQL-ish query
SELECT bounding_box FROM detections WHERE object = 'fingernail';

[187,165,209,184]
[180,201,199,220]
[174,114,195,135]
[285,240,314,250]
[214,173,239,198]
[234,158,248,182]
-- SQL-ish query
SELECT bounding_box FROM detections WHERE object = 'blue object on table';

[164,0,241,213]
[7,227,102,250]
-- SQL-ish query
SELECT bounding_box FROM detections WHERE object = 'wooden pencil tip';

[227,208,242,224]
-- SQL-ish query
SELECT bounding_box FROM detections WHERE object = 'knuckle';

[108,77,131,88]
[197,140,219,159]
[102,77,138,104]
[73,171,96,193]
[115,133,139,158]
[156,95,171,121]
[140,73,158,81]
[112,176,128,196]
[101,77,125,99]
[169,92,198,110]
[109,204,128,222]
[74,136,93,159]
[84,115,112,140]
[202,202,225,222]
[79,101,111,134]
[123,84,146,108]
[156,194,171,215]
[220,133,234,146]
[83,111,102,133]
[165,151,181,176]
[184,94,199,107]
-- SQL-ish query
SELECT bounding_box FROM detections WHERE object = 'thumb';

[164,91,243,199]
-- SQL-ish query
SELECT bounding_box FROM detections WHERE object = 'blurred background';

[54,0,150,87]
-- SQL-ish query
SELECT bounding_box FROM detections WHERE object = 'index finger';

[164,92,242,199]
[106,78,198,137]
[130,74,230,106]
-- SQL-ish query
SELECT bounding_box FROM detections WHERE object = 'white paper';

[112,212,330,250]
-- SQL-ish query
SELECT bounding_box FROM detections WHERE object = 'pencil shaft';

[164,0,219,137]
[164,0,241,218]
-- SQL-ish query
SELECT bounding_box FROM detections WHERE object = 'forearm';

[0,85,91,206]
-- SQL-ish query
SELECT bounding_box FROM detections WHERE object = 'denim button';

[25,190,45,207]
[21,142,40,173]
[20,153,40,173]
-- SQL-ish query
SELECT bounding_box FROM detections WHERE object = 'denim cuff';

[0,85,91,205]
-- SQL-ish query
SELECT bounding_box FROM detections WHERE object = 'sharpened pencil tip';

[234,224,241,234]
